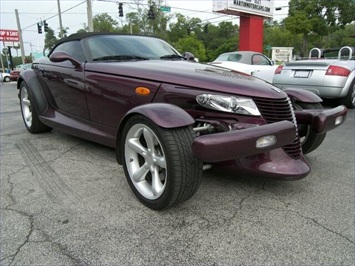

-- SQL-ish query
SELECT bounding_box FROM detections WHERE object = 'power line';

[21,0,87,30]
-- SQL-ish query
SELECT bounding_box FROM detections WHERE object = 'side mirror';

[49,51,81,67]
[183,52,196,62]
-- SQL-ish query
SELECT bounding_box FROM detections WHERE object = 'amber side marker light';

[135,87,151,95]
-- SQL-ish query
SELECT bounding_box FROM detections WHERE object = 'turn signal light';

[135,87,150,95]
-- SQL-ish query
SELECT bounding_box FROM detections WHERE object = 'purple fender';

[123,103,195,128]
[283,88,322,103]
[17,69,48,115]
[116,103,195,164]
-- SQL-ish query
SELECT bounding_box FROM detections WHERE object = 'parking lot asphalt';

[0,81,354,266]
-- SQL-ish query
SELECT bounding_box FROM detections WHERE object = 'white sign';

[213,0,274,18]
[271,47,294,62]
[3,41,19,47]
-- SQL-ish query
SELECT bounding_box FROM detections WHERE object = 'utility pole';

[87,0,93,32]
[0,52,5,72]
[15,9,26,64]
[57,0,64,38]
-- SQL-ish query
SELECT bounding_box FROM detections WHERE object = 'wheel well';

[115,104,195,164]
[17,73,48,115]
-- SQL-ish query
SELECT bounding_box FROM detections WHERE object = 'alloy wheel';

[125,123,167,200]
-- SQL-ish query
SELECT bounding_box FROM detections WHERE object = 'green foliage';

[204,22,239,61]
[124,0,173,39]
[285,0,355,55]
[173,36,206,62]
[93,13,119,32]
[167,13,191,43]
[263,20,303,55]
[44,27,59,52]
[321,24,355,48]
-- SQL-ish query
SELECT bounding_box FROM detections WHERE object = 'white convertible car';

[209,51,278,83]
[273,46,355,108]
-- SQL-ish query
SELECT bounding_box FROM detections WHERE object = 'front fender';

[17,69,48,115]
[123,103,195,129]
[283,88,322,103]
[116,103,195,164]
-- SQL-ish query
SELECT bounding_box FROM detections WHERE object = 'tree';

[60,27,69,38]
[93,13,119,32]
[321,23,355,48]
[174,35,207,62]
[204,21,239,61]
[44,27,58,53]
[167,13,192,43]
[285,0,355,56]
[263,20,303,56]
[124,0,173,38]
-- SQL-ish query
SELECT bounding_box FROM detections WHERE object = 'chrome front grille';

[253,97,302,159]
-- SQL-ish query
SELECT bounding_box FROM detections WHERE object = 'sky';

[0,0,290,56]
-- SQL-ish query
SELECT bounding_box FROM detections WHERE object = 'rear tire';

[19,81,51,134]
[293,102,326,154]
[3,76,10,82]
[121,115,202,210]
[339,79,355,109]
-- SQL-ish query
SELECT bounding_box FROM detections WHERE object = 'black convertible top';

[51,32,158,56]
[55,32,153,46]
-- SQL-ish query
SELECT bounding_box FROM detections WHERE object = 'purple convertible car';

[18,33,347,209]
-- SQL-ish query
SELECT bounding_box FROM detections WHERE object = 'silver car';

[273,46,355,108]
[209,51,278,83]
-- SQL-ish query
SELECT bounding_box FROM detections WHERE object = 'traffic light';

[37,23,42,34]
[187,27,191,35]
[148,5,155,20]
[44,20,49,32]
[118,3,123,17]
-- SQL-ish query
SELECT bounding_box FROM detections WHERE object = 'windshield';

[86,35,181,61]
[215,53,242,62]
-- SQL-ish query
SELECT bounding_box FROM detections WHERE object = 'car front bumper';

[192,120,297,163]
[192,105,347,163]
[295,105,347,134]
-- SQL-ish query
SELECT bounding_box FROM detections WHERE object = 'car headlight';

[196,94,261,116]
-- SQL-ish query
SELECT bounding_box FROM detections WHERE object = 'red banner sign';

[0,29,20,42]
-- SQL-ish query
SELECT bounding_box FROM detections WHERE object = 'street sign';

[0,29,19,42]
[160,6,171,12]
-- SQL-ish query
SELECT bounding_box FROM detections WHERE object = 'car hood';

[84,60,286,99]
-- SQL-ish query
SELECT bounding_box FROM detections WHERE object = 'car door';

[41,41,89,120]
[251,54,278,83]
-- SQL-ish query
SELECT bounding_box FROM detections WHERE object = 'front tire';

[3,76,10,82]
[19,81,51,133]
[293,102,326,154]
[121,115,202,210]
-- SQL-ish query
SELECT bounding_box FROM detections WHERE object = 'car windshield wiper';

[160,54,184,60]
[93,55,150,62]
